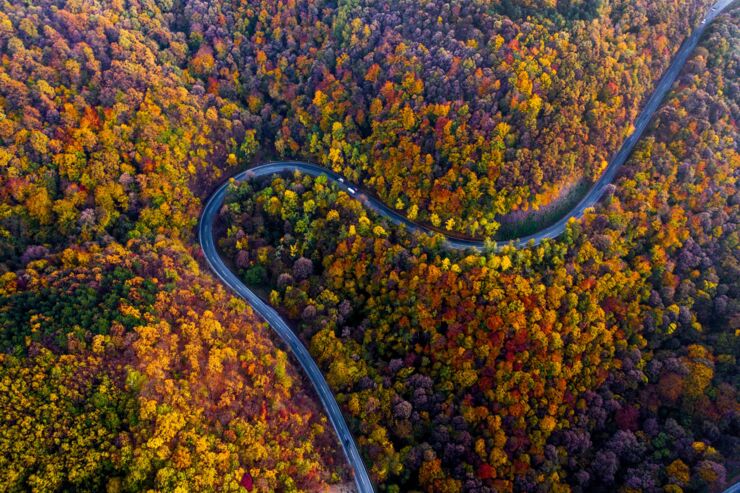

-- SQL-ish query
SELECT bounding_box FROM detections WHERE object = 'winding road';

[199,2,734,491]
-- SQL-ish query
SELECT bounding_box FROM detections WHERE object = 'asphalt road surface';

[199,2,734,491]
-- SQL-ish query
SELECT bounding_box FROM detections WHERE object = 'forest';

[0,0,718,247]
[0,0,347,490]
[0,0,736,491]
[178,0,717,238]
[217,12,739,492]
[0,240,347,491]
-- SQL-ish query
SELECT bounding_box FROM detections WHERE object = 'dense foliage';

[219,13,739,491]
[0,1,349,490]
[0,0,255,261]
[0,0,736,491]
[0,0,714,243]
[0,240,345,492]
[177,0,714,236]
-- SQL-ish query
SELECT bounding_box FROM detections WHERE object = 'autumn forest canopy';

[0,0,737,492]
